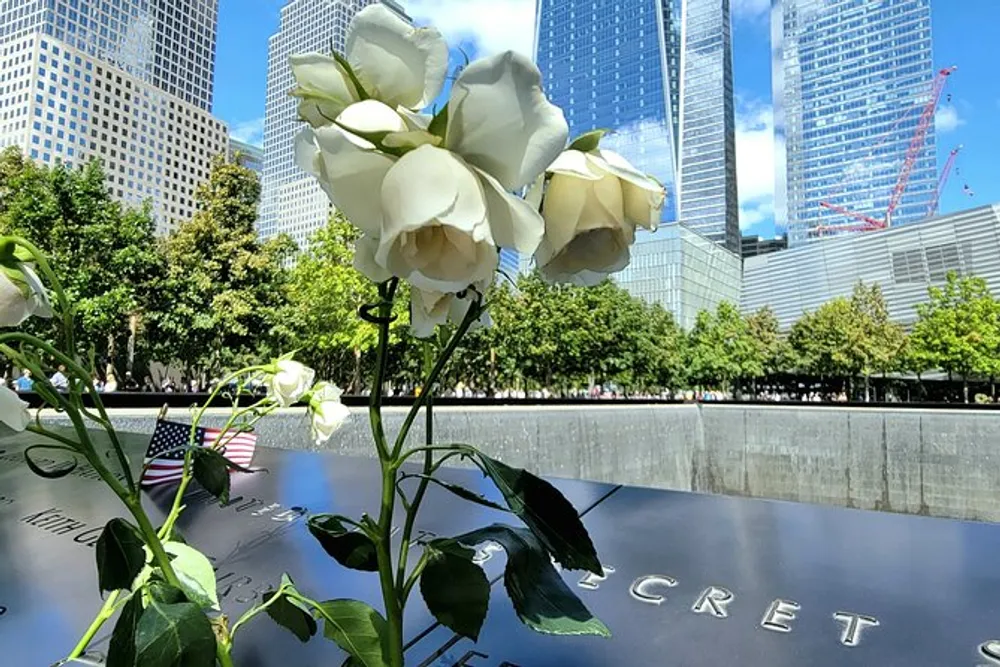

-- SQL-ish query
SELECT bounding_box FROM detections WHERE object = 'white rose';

[268,360,316,407]
[410,279,493,339]
[296,51,569,287]
[0,385,30,431]
[534,149,665,285]
[0,262,53,327]
[308,382,350,446]
[289,5,448,126]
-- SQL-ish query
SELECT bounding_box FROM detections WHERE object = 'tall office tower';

[0,0,219,111]
[534,0,739,252]
[773,0,936,247]
[677,0,739,251]
[0,0,226,234]
[259,0,409,250]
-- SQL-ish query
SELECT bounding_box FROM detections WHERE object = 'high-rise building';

[259,0,409,249]
[534,0,739,251]
[229,138,264,174]
[773,0,936,247]
[0,0,219,111]
[677,0,739,251]
[0,1,227,234]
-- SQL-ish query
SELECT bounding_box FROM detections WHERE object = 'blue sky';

[214,0,1000,239]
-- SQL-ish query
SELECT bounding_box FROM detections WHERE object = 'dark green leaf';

[419,540,490,640]
[330,50,369,100]
[192,448,229,504]
[308,515,378,571]
[148,582,186,604]
[428,105,448,139]
[106,594,142,667]
[567,129,607,153]
[453,524,610,638]
[264,584,317,643]
[24,444,78,479]
[472,453,601,574]
[317,599,389,667]
[410,475,508,513]
[134,598,216,667]
[96,519,147,593]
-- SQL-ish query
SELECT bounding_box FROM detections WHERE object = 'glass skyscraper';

[534,0,738,252]
[773,0,936,247]
[259,0,409,248]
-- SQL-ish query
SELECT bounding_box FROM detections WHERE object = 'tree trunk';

[864,373,871,403]
[353,348,362,394]
[963,376,970,404]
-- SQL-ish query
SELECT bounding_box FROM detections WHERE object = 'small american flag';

[141,419,258,488]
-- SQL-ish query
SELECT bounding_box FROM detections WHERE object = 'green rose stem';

[368,281,482,667]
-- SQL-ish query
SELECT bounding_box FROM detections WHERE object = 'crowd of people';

[5,367,218,394]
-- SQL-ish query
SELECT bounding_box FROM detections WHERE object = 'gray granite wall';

[44,403,1000,522]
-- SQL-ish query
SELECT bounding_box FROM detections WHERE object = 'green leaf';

[308,515,379,571]
[409,475,509,513]
[147,582,186,604]
[134,598,216,667]
[24,444,78,479]
[106,594,142,667]
[192,448,230,504]
[163,542,219,611]
[263,582,318,643]
[471,453,601,574]
[330,50,369,100]
[567,129,607,153]
[419,540,490,641]
[453,524,610,638]
[428,105,448,140]
[317,599,389,667]
[96,519,147,593]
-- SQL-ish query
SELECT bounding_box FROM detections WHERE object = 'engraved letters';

[692,586,734,619]
[577,565,615,590]
[979,640,1000,666]
[629,575,677,605]
[833,611,879,647]
[761,599,801,633]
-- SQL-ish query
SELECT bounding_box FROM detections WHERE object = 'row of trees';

[2,148,997,400]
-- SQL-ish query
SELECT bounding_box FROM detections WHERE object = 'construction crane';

[815,66,957,236]
[926,145,962,219]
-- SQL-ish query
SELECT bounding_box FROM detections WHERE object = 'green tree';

[283,213,409,390]
[850,282,906,401]
[147,157,294,381]
[788,297,860,394]
[745,306,786,396]
[0,151,163,375]
[686,302,756,394]
[910,272,1000,402]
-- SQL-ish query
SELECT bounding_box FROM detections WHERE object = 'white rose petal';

[446,51,569,190]
[309,383,350,446]
[548,150,604,180]
[377,145,497,293]
[474,166,545,255]
[589,151,665,230]
[347,5,448,110]
[410,280,492,339]
[289,53,359,127]
[354,234,393,283]
[268,360,316,407]
[0,386,30,431]
[297,125,397,236]
[0,263,52,326]
[336,99,407,135]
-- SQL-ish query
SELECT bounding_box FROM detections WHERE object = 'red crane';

[926,145,962,218]
[815,66,957,236]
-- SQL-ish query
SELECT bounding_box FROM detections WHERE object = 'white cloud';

[731,0,770,21]
[735,99,778,230]
[935,105,965,134]
[406,0,536,57]
[230,117,264,147]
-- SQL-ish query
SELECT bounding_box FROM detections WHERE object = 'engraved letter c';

[630,575,677,605]
[979,640,1000,665]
